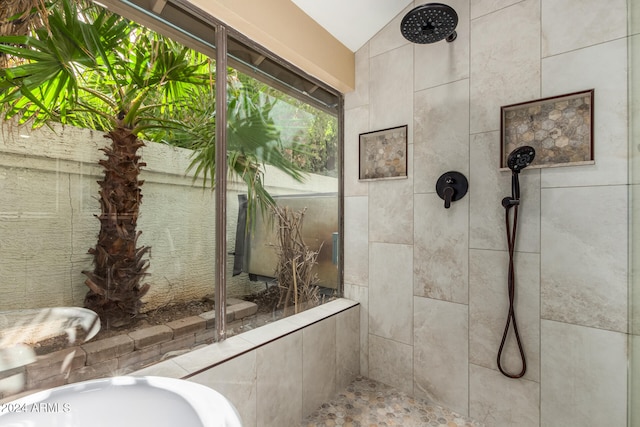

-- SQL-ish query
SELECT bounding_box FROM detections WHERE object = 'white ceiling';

[290,0,414,52]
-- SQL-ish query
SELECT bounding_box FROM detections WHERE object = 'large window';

[0,0,341,399]
[225,64,340,336]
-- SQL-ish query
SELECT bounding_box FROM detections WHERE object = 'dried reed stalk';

[271,205,321,316]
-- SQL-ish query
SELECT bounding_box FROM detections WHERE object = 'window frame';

[93,0,344,341]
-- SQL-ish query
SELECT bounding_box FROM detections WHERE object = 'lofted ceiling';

[290,0,414,52]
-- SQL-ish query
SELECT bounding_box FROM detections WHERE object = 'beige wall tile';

[469,131,541,253]
[469,249,540,381]
[302,317,337,416]
[541,320,627,426]
[344,106,370,197]
[336,306,361,391]
[255,331,303,426]
[414,193,469,303]
[368,334,414,394]
[470,0,541,134]
[414,296,469,415]
[369,4,414,58]
[470,363,540,426]
[344,284,370,377]
[368,164,414,244]
[542,0,627,56]
[189,351,258,427]
[470,0,524,19]
[345,43,370,110]
[344,196,369,286]
[369,243,414,344]
[370,44,414,130]
[413,79,470,194]
[541,185,628,332]
[414,0,470,91]
[541,39,629,187]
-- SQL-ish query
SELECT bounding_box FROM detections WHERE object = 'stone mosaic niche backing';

[500,89,594,169]
[358,125,408,180]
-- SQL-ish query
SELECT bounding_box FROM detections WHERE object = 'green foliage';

[0,0,336,325]
[0,0,213,135]
[162,76,305,221]
[232,74,338,176]
[298,112,338,175]
[0,0,308,218]
[0,0,125,127]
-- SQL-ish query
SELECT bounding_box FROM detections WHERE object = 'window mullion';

[214,24,228,342]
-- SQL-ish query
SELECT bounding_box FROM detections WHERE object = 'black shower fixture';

[506,145,536,172]
[497,145,535,379]
[436,171,468,209]
[400,3,458,44]
[502,145,536,207]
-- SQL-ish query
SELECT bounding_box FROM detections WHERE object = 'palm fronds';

[0,0,308,326]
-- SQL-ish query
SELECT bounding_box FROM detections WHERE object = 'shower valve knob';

[436,171,468,209]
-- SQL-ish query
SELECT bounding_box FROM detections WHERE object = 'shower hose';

[497,202,527,379]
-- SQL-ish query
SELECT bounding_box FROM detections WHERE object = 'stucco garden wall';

[0,123,336,312]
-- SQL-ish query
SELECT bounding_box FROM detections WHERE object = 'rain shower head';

[507,146,536,173]
[400,3,458,44]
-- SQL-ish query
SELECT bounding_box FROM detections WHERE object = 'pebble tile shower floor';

[300,376,483,427]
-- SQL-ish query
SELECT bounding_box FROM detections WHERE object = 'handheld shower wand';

[497,145,535,379]
[502,145,535,207]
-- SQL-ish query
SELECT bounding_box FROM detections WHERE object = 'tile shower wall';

[343,0,631,426]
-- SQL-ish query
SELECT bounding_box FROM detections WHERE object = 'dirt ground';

[29,298,215,355]
[94,298,216,340]
[32,286,319,355]
[89,286,283,342]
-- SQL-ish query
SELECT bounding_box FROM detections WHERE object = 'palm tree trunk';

[0,0,44,67]
[83,127,150,329]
